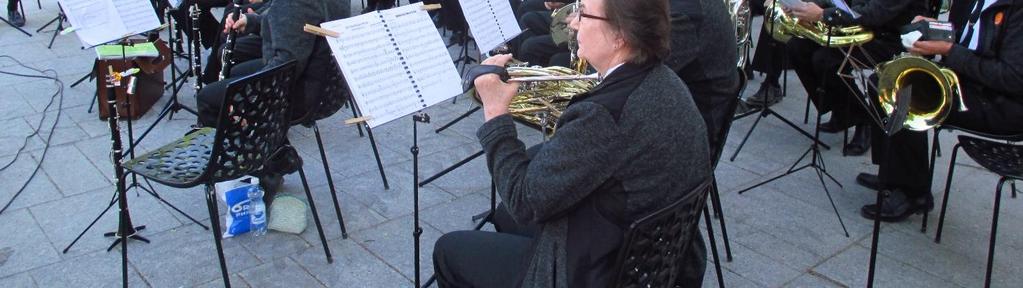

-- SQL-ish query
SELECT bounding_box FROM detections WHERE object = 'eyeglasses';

[573,3,608,23]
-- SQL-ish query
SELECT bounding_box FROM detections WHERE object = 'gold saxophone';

[764,1,873,47]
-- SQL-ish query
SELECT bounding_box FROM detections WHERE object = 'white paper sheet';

[322,3,462,128]
[459,0,522,53]
[58,0,161,47]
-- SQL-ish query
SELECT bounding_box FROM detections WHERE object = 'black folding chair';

[124,61,333,287]
[608,180,712,288]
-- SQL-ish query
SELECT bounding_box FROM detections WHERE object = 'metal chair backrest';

[294,58,350,126]
[609,179,713,288]
[206,61,297,182]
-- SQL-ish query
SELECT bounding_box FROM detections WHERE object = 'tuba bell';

[875,55,965,131]
[764,1,873,47]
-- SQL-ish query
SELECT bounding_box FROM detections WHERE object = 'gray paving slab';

[0,272,36,288]
[238,257,325,288]
[812,245,962,288]
[0,154,61,212]
[195,273,251,288]
[352,215,444,283]
[30,144,109,197]
[339,163,456,220]
[0,87,41,122]
[30,187,185,260]
[0,209,61,278]
[127,224,262,287]
[415,142,491,197]
[292,237,410,287]
[782,273,843,288]
[421,192,491,234]
[28,250,148,288]
[296,184,389,245]
[716,241,803,287]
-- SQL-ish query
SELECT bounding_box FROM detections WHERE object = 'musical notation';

[59,0,162,47]
[460,0,522,53]
[322,3,461,128]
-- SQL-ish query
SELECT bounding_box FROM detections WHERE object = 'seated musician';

[432,0,712,287]
[201,0,273,84]
[665,0,740,163]
[785,0,928,156]
[512,1,573,66]
[195,0,348,196]
[858,0,1023,221]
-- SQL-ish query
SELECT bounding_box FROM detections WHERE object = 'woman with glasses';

[432,0,712,287]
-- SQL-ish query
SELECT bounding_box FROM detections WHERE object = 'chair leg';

[709,179,733,261]
[702,207,725,288]
[924,129,944,233]
[204,184,232,288]
[985,178,1008,288]
[313,123,349,239]
[298,167,334,263]
[1011,181,1017,199]
[935,143,962,244]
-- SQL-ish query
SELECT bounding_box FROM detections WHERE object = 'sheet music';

[322,3,462,128]
[459,0,522,53]
[112,0,162,34]
[58,0,161,47]
[167,0,182,9]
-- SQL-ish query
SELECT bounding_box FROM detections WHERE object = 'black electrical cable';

[0,55,65,215]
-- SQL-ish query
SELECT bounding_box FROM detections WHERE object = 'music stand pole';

[411,112,430,288]
[728,0,831,162]
[736,25,850,237]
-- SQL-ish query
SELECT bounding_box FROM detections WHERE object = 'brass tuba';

[729,0,753,69]
[764,1,873,47]
[875,55,965,131]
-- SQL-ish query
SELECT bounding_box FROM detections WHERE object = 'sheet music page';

[322,3,460,128]
[459,0,522,53]
[112,0,163,35]
[59,0,128,47]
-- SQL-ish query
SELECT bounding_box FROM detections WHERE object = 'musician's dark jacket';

[818,0,929,45]
[477,62,712,287]
[944,0,1023,108]
[665,0,739,153]
[242,0,348,117]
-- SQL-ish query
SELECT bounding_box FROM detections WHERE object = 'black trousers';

[433,204,535,288]
[750,24,789,86]
[787,38,901,128]
[202,34,263,84]
[872,83,1023,199]
[196,59,263,127]
[7,0,17,11]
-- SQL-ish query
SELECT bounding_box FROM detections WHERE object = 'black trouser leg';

[196,60,263,126]
[7,0,17,11]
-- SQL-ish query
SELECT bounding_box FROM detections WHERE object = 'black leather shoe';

[259,173,283,206]
[861,189,933,222]
[8,10,25,27]
[268,144,303,175]
[843,124,871,156]
[818,119,850,133]
[856,173,883,191]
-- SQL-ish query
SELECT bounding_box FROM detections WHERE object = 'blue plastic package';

[216,176,261,238]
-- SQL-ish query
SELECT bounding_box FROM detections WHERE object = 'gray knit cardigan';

[477,64,712,287]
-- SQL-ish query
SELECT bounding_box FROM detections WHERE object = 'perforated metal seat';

[123,61,334,288]
[933,134,1023,287]
[609,180,711,288]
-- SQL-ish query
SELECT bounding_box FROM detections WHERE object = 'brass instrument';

[470,1,595,134]
[876,55,965,131]
[764,1,873,47]
[729,0,752,69]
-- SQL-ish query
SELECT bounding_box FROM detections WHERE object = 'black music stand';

[0,1,32,37]
[735,26,850,238]
[728,0,830,162]
[36,4,67,49]
[63,34,208,257]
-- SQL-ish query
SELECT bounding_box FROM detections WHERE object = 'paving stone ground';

[1,2,1021,287]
